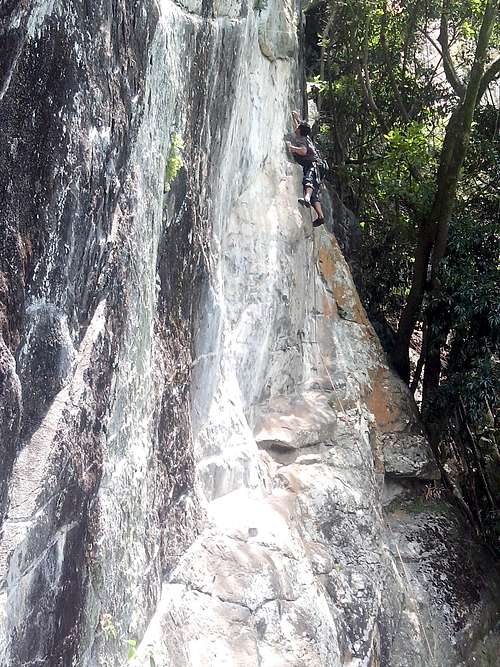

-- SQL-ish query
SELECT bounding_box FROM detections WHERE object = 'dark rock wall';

[0,0,157,507]
[0,338,21,522]
[0,0,265,662]
[0,1,205,664]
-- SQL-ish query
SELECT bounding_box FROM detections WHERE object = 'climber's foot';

[298,197,311,208]
[313,217,325,227]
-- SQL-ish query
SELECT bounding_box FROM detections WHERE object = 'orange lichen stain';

[322,294,332,318]
[318,246,335,282]
[332,283,371,328]
[318,242,372,328]
[366,366,397,430]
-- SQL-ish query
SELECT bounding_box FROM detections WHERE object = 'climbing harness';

[308,215,437,666]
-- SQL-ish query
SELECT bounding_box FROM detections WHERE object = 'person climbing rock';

[286,110,325,227]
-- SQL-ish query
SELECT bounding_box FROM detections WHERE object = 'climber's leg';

[298,186,313,208]
[299,166,315,207]
[310,174,324,227]
[312,201,325,227]
[312,200,324,220]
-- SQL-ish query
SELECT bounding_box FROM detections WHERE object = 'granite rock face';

[0,0,498,665]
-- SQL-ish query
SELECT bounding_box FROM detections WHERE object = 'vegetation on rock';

[164,132,183,192]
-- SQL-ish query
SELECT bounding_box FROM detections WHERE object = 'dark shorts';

[302,164,320,205]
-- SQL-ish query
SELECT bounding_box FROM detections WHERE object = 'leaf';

[127,639,137,660]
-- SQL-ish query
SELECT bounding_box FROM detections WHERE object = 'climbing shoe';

[313,217,325,227]
[298,197,311,208]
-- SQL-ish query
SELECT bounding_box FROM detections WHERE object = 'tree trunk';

[430,0,499,278]
[422,311,450,430]
[393,217,435,382]
[394,0,499,382]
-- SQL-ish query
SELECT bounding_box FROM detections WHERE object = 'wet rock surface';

[0,338,21,521]
[385,499,500,666]
[0,0,499,665]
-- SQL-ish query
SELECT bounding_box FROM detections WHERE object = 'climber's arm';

[291,110,301,131]
[286,141,307,156]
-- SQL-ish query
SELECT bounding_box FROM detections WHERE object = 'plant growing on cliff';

[99,613,145,662]
[127,638,137,660]
[253,0,268,11]
[100,613,118,641]
[164,132,183,192]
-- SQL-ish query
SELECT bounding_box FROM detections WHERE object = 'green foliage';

[127,639,137,660]
[386,485,450,516]
[99,613,142,662]
[253,0,267,11]
[125,640,159,664]
[306,0,499,551]
[306,0,497,336]
[309,74,329,95]
[100,613,118,641]
[428,106,499,422]
[164,132,183,192]
[384,122,432,171]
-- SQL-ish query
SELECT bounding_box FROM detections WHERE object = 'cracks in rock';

[223,531,301,563]
[175,579,300,617]
[0,39,24,105]
[168,535,304,622]
[194,533,302,570]
[328,473,362,495]
[190,351,217,369]
[6,458,75,522]
[1,520,79,587]
[252,593,299,615]
[259,439,333,467]
[177,580,249,610]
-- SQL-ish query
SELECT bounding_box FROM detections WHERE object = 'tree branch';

[418,28,443,58]
[345,155,383,165]
[430,0,499,278]
[408,54,444,119]
[402,2,420,78]
[318,10,336,117]
[356,62,389,133]
[356,17,389,133]
[380,4,410,121]
[478,57,500,102]
[437,2,466,98]
[410,322,427,394]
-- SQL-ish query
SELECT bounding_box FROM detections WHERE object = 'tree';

[307,0,499,390]
[304,0,500,547]
[394,0,500,386]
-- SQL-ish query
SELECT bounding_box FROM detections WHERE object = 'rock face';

[0,1,499,666]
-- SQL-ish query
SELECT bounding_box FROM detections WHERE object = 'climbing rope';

[308,212,437,666]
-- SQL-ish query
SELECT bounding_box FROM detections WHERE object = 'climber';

[286,111,325,227]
